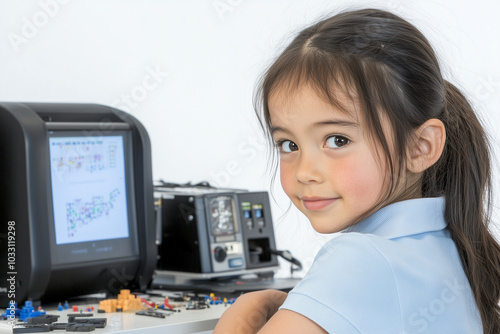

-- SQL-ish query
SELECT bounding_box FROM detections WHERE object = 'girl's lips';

[301,197,337,211]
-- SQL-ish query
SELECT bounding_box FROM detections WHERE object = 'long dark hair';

[255,8,500,333]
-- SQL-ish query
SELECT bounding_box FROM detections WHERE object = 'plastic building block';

[72,318,107,328]
[98,289,143,313]
[98,299,116,313]
[12,324,51,333]
[19,301,46,322]
[50,323,68,330]
[67,313,93,322]
[65,323,95,332]
[136,310,168,318]
[27,314,59,324]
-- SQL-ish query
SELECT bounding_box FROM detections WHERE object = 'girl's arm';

[213,289,327,334]
[213,289,287,334]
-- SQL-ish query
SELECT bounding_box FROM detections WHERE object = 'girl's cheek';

[337,157,385,201]
[279,162,295,195]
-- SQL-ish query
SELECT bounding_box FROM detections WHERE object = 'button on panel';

[228,258,244,268]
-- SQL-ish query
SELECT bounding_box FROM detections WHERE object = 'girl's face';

[269,85,393,233]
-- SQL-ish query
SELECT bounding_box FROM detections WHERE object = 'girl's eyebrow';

[314,120,358,129]
[271,119,358,136]
[270,126,289,136]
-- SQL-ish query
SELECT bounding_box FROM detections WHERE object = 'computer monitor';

[0,103,157,305]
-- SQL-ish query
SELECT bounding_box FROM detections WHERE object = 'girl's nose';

[295,152,324,184]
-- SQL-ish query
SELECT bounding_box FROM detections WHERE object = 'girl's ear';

[407,118,446,173]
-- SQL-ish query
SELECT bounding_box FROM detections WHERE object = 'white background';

[1,0,499,277]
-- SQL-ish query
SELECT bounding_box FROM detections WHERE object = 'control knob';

[214,246,227,262]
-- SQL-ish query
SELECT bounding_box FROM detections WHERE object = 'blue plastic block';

[19,301,46,322]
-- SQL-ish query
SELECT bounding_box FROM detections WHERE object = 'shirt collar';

[343,197,447,239]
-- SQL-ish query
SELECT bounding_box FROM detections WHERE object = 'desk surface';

[0,277,301,333]
[0,292,228,334]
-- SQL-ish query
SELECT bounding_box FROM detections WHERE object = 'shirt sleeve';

[280,233,402,334]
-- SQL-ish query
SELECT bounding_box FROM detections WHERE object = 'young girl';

[214,8,500,334]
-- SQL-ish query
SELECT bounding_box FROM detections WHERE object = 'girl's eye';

[279,140,299,153]
[325,135,350,148]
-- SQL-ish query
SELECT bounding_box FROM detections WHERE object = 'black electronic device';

[154,186,279,278]
[0,103,157,306]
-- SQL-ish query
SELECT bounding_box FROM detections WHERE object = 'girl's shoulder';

[282,233,404,333]
[316,230,458,278]
[282,231,481,333]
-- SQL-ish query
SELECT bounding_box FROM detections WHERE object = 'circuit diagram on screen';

[49,136,130,245]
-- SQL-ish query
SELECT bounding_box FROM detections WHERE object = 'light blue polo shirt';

[280,197,482,333]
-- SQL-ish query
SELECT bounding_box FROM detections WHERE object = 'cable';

[270,249,302,274]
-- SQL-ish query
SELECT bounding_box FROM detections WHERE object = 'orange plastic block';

[98,290,144,313]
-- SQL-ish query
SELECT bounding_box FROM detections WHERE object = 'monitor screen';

[47,130,139,265]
